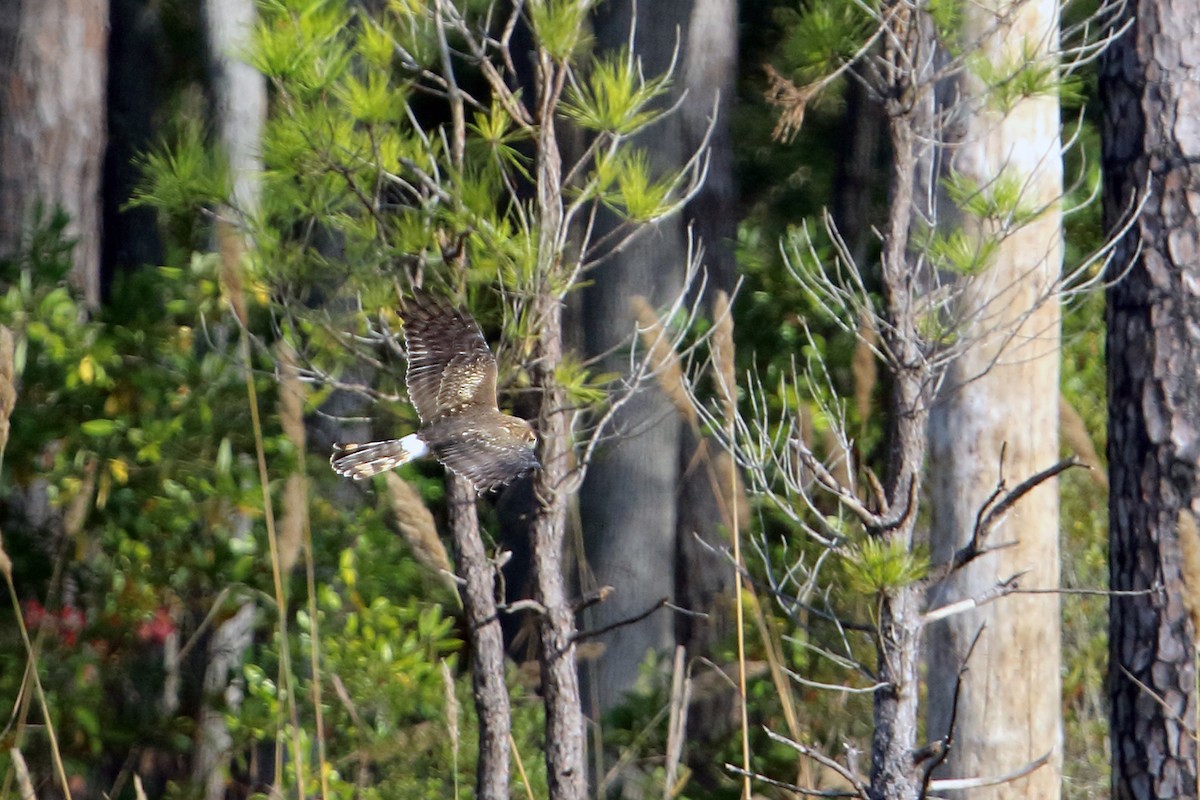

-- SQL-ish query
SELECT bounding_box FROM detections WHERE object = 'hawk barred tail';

[330,434,430,480]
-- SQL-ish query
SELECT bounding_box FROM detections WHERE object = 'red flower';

[137,607,176,644]
[22,599,47,630]
[58,606,84,647]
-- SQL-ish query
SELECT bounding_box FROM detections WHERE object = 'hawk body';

[331,291,538,492]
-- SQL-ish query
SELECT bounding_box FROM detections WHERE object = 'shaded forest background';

[0,1,1192,799]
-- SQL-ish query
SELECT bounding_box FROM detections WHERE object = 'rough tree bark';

[0,0,108,308]
[926,0,1065,797]
[856,6,942,795]
[1100,1,1200,797]
[447,474,511,800]
[871,110,930,800]
[530,46,587,800]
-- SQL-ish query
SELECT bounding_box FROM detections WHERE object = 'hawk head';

[503,416,539,456]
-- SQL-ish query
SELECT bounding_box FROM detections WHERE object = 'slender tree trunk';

[869,21,936,796]
[447,474,512,800]
[925,2,1065,797]
[205,0,266,221]
[1101,1,1200,797]
[674,0,739,665]
[194,601,257,799]
[531,49,586,800]
[0,0,108,308]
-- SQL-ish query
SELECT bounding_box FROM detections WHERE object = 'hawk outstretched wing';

[402,290,499,422]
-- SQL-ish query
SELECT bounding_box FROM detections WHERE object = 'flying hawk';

[331,291,539,492]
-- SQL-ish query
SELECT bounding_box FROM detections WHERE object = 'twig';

[919,627,984,795]
[724,765,862,798]
[572,597,670,643]
[921,574,1023,625]
[927,749,1053,791]
[764,727,869,799]
[951,456,1081,571]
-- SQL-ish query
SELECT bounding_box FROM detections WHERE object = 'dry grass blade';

[709,293,752,799]
[630,295,696,426]
[385,473,458,597]
[216,219,249,327]
[1059,394,1107,490]
[0,325,15,461]
[852,310,877,429]
[276,339,307,574]
[664,645,691,800]
[9,747,35,800]
[441,659,461,797]
[712,291,736,420]
[1178,510,1200,635]
[0,536,10,582]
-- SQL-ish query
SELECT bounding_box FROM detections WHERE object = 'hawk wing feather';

[403,291,498,422]
[433,427,539,492]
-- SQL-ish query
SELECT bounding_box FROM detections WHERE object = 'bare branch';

[926,749,1053,791]
[764,728,870,799]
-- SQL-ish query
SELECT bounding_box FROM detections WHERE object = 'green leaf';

[81,418,120,437]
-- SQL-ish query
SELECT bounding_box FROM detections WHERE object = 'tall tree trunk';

[925,1,1065,798]
[206,0,266,222]
[871,104,931,800]
[579,0,738,715]
[0,0,108,308]
[674,0,739,664]
[192,2,266,797]
[578,0,688,715]
[1100,1,1200,797]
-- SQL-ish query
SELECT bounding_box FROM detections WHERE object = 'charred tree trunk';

[1101,1,1200,797]
[579,0,738,715]
[0,0,108,308]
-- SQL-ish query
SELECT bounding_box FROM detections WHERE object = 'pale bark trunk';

[205,0,266,221]
[0,0,108,308]
[926,1,1064,798]
[193,602,257,798]
[1101,0,1200,796]
[192,3,266,798]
